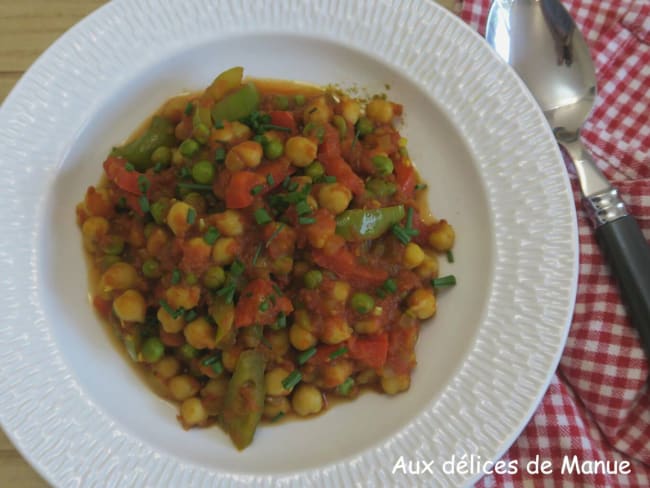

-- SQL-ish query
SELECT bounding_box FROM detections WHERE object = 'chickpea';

[213,210,244,237]
[303,96,332,125]
[321,360,354,388]
[265,368,292,396]
[381,373,410,395]
[428,221,455,252]
[292,384,324,416]
[266,329,290,357]
[151,356,180,380]
[285,136,318,167]
[168,374,200,401]
[340,99,361,125]
[321,316,352,344]
[317,183,352,215]
[184,317,217,350]
[212,237,239,266]
[165,285,200,310]
[100,262,138,292]
[406,288,437,320]
[84,187,113,218]
[366,98,394,124]
[212,121,252,144]
[264,396,291,420]
[81,216,109,252]
[146,227,169,255]
[201,377,228,399]
[403,242,425,269]
[293,309,313,331]
[356,369,377,385]
[289,323,317,351]
[354,318,381,335]
[180,397,208,427]
[113,289,146,323]
[415,253,439,280]
[271,256,294,275]
[157,307,185,333]
[221,347,241,372]
[167,201,195,237]
[183,237,212,264]
[331,281,351,303]
[225,140,263,170]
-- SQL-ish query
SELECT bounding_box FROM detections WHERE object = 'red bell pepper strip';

[234,279,293,328]
[394,160,416,197]
[225,171,266,209]
[103,156,141,195]
[312,247,388,287]
[269,111,297,133]
[319,154,365,196]
[348,333,389,370]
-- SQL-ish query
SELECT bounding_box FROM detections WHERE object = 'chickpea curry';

[76,67,456,450]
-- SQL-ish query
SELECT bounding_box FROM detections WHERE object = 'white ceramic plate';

[0,0,578,486]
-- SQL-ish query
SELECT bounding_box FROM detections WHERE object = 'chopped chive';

[260,336,273,349]
[250,184,264,196]
[216,282,236,304]
[391,225,411,244]
[282,176,291,189]
[179,167,190,178]
[138,195,150,213]
[159,299,183,319]
[446,250,455,263]
[295,200,312,216]
[203,226,220,245]
[272,283,284,296]
[382,278,397,294]
[266,174,275,185]
[137,175,150,193]
[266,223,286,247]
[337,377,354,396]
[287,181,299,192]
[252,243,263,265]
[321,175,337,183]
[269,294,277,305]
[187,208,196,224]
[254,208,272,225]
[184,309,198,322]
[214,147,226,161]
[271,411,285,423]
[210,361,224,375]
[201,354,221,366]
[170,268,181,284]
[262,124,291,132]
[406,207,414,229]
[153,162,164,173]
[177,182,213,190]
[308,107,318,114]
[230,259,245,276]
[281,370,302,390]
[184,102,193,116]
[329,346,348,360]
[213,119,224,129]
[299,216,316,225]
[125,162,135,172]
[274,311,287,329]
[414,183,428,191]
[297,347,316,365]
[432,275,457,288]
[259,299,270,312]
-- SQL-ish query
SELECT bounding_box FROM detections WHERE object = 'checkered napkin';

[458,0,650,486]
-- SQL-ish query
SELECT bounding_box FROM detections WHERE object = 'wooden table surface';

[1,3,107,484]
[0,1,461,486]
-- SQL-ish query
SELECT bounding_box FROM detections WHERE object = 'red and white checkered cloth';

[459,0,650,486]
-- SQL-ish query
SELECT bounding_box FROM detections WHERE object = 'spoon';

[486,0,650,359]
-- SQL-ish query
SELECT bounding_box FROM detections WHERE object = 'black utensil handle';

[595,215,650,358]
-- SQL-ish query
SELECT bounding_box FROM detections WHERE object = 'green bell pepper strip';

[365,178,397,198]
[222,350,267,450]
[210,83,260,124]
[111,116,176,171]
[336,205,405,241]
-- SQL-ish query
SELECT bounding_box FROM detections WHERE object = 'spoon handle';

[587,192,650,359]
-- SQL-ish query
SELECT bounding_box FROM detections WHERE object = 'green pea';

[193,123,211,144]
[150,198,170,224]
[274,95,289,110]
[350,292,375,314]
[366,178,397,198]
[356,117,374,136]
[264,139,284,160]
[333,115,347,138]
[179,343,199,360]
[151,146,172,166]
[185,272,198,285]
[141,337,165,363]
[192,160,215,184]
[100,255,121,270]
[142,259,161,279]
[305,161,325,181]
[371,155,394,175]
[203,266,226,289]
[294,94,306,106]
[101,235,124,256]
[179,138,200,157]
[303,269,323,289]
